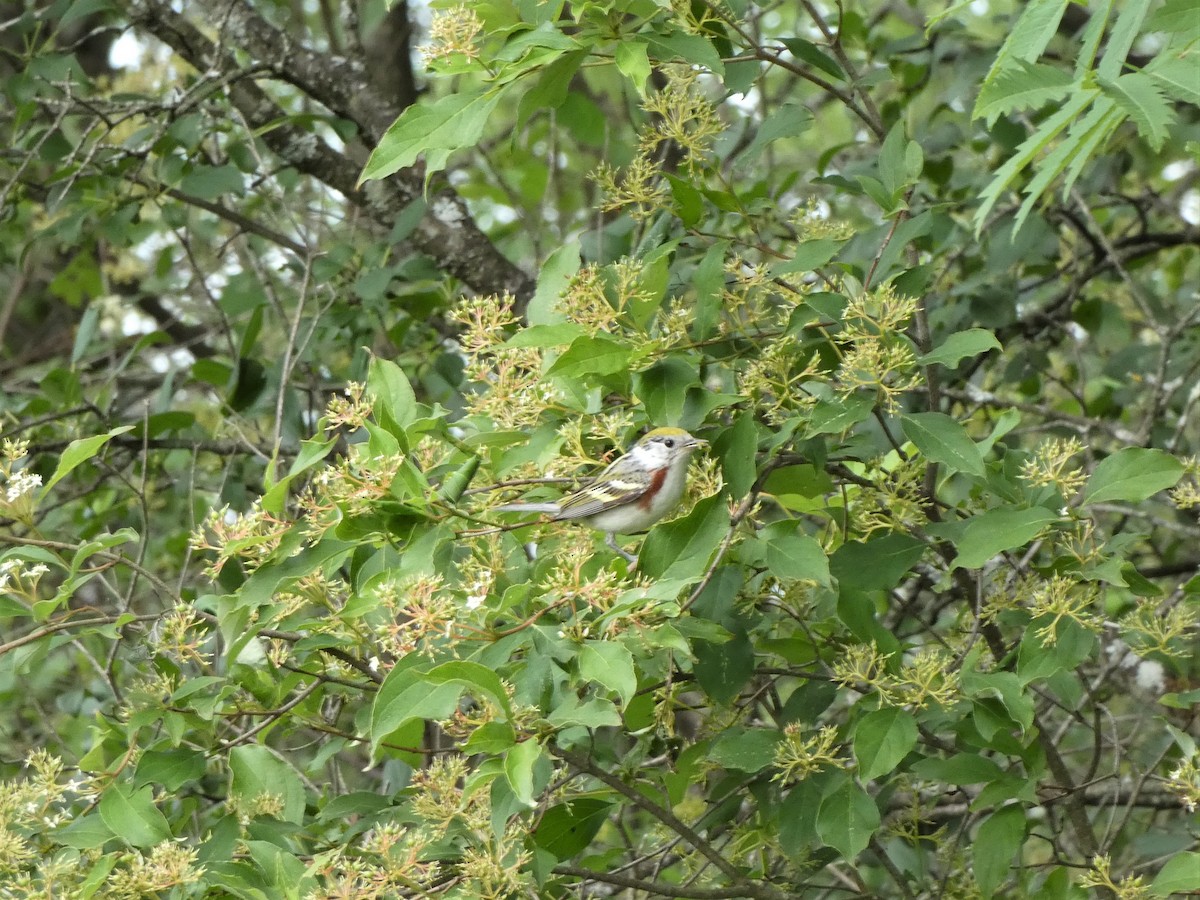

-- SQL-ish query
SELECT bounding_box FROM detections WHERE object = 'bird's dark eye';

[664,438,675,448]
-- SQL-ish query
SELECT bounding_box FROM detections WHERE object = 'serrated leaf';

[919,328,1002,367]
[1082,448,1184,504]
[901,412,986,477]
[360,86,508,185]
[974,59,1074,126]
[1098,71,1176,151]
[973,92,1093,235]
[1148,56,1200,105]
[953,507,1060,569]
[1097,0,1153,79]
[1147,0,1200,41]
[976,0,1071,116]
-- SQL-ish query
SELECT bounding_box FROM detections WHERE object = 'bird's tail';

[493,502,561,515]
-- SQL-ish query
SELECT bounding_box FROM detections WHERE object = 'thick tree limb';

[122,0,535,302]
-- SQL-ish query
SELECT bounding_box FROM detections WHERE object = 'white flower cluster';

[0,558,50,596]
[4,470,40,503]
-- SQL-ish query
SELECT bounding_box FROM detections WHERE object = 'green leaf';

[578,641,637,708]
[1082,448,1184,504]
[919,328,1002,367]
[973,805,1025,897]
[720,411,759,499]
[367,356,418,428]
[901,412,986,477]
[425,660,515,720]
[370,661,463,751]
[805,392,875,436]
[816,779,880,859]
[974,60,1074,126]
[770,238,843,275]
[503,323,587,348]
[504,738,541,806]
[695,634,754,704]
[975,0,1071,117]
[973,91,1093,235]
[638,495,730,580]
[910,753,1004,785]
[878,121,912,202]
[615,41,651,95]
[1148,55,1200,105]
[953,507,1060,569]
[643,30,724,76]
[135,749,206,791]
[55,812,115,851]
[831,534,925,591]
[1152,851,1200,896]
[1147,0,1200,41]
[1097,0,1152,79]
[229,745,307,824]
[1097,72,1176,151]
[437,454,480,504]
[359,86,509,185]
[534,799,614,859]
[854,708,918,780]
[179,163,244,200]
[779,37,845,81]
[764,526,832,586]
[547,696,623,728]
[98,784,172,848]
[961,668,1034,733]
[463,721,517,754]
[741,102,814,162]
[43,425,135,493]
[545,335,632,379]
[708,727,782,773]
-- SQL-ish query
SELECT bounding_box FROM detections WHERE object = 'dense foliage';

[1,0,1199,896]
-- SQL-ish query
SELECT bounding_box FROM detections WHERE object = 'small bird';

[494,427,708,563]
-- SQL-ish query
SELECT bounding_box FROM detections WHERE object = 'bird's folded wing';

[552,475,652,520]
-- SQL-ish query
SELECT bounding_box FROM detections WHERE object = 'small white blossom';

[5,470,41,502]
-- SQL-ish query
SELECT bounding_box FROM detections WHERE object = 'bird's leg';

[605,532,638,565]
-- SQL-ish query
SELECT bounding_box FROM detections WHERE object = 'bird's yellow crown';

[638,426,693,442]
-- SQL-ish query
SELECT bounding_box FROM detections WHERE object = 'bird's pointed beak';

[690,436,709,448]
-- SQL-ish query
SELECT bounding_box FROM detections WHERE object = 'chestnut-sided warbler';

[494,427,707,562]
